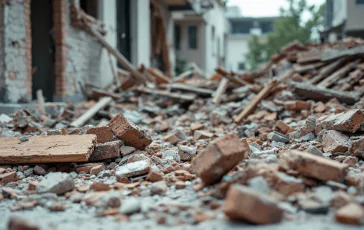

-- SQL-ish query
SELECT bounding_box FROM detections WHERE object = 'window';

[211,26,215,55]
[238,62,245,71]
[80,0,98,18]
[174,25,181,50]
[357,0,364,4]
[188,25,197,49]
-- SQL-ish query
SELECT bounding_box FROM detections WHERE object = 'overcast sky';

[228,0,325,17]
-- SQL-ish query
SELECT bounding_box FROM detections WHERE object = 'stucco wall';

[332,0,347,27]
[226,35,250,72]
[203,2,227,76]
[346,0,364,31]
[131,0,151,67]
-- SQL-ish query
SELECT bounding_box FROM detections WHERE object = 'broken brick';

[275,120,290,134]
[349,137,364,157]
[108,114,152,149]
[321,109,364,133]
[164,133,180,145]
[335,203,364,225]
[224,184,283,224]
[284,100,311,111]
[193,130,213,141]
[0,171,17,185]
[90,164,105,176]
[86,126,115,143]
[279,150,349,182]
[89,140,122,161]
[192,133,250,185]
[321,130,350,153]
[146,170,163,182]
[90,181,111,191]
[190,123,204,131]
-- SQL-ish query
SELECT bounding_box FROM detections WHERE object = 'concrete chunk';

[36,172,74,195]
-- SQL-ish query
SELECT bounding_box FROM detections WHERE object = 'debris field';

[1,37,364,229]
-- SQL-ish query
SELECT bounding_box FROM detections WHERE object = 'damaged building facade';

[0,0,150,103]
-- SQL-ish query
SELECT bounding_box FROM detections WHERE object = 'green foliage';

[246,0,325,70]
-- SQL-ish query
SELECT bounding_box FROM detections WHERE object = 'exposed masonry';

[0,0,105,103]
[0,0,29,103]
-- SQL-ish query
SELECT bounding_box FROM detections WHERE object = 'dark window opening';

[174,25,181,50]
[357,0,364,4]
[238,62,245,71]
[80,0,99,18]
[188,25,197,49]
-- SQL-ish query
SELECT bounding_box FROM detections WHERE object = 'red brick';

[224,185,283,224]
[90,164,105,176]
[279,150,349,182]
[284,100,311,111]
[164,133,180,145]
[193,130,213,141]
[275,120,290,134]
[89,140,122,161]
[321,109,364,133]
[191,133,250,185]
[146,170,164,182]
[0,171,17,185]
[349,137,364,157]
[108,114,152,150]
[86,126,115,143]
[322,130,350,153]
[335,203,364,225]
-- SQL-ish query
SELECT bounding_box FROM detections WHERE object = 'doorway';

[116,0,131,64]
[31,0,55,101]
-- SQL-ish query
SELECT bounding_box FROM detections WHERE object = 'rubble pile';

[1,38,364,228]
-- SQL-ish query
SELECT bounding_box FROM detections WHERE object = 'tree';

[246,0,325,70]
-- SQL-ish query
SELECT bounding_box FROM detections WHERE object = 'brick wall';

[0,0,106,103]
[0,0,31,103]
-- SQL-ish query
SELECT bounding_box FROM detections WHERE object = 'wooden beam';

[290,82,359,105]
[71,97,112,127]
[136,86,196,101]
[234,80,279,123]
[36,89,45,115]
[169,83,214,96]
[317,60,358,88]
[0,135,96,164]
[212,78,229,105]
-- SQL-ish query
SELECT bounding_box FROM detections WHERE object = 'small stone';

[7,216,39,230]
[33,165,46,176]
[267,131,290,143]
[19,136,29,142]
[162,150,180,162]
[335,203,364,225]
[119,197,141,215]
[90,181,110,191]
[90,164,105,176]
[175,181,186,189]
[146,170,163,182]
[150,181,168,195]
[36,172,74,195]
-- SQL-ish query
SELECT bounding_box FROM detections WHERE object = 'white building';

[226,16,277,72]
[321,0,364,41]
[160,0,228,77]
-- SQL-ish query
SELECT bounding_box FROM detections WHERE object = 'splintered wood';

[0,135,97,164]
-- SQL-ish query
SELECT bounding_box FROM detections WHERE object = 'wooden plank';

[297,49,322,63]
[147,67,170,84]
[317,60,358,88]
[215,68,249,87]
[71,97,112,127]
[136,86,196,101]
[310,58,346,84]
[234,80,279,123]
[290,82,358,105]
[321,45,364,62]
[212,78,229,105]
[0,135,96,164]
[169,83,214,96]
[36,89,45,115]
